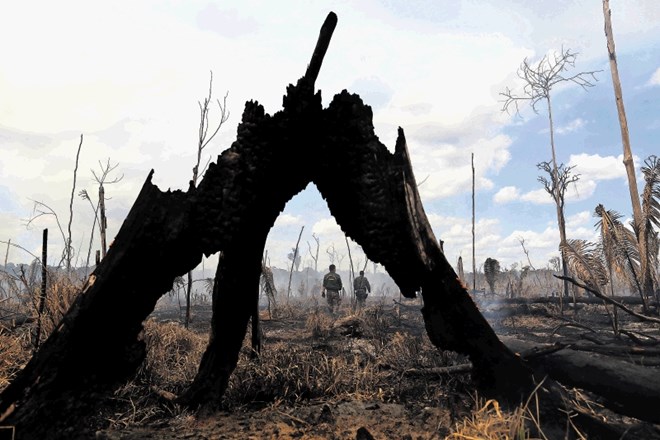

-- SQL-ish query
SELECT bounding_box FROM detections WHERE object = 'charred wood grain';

[503,336,660,424]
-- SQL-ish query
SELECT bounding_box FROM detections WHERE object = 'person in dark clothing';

[353,270,371,309]
[322,264,343,314]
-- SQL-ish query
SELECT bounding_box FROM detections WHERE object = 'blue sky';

[1,1,659,275]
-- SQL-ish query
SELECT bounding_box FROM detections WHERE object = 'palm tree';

[560,238,617,332]
[484,257,500,295]
[640,156,660,302]
[594,205,645,312]
[564,155,660,316]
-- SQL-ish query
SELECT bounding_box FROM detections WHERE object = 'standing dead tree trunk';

[602,0,654,298]
[287,225,304,297]
[33,228,48,352]
[0,12,630,439]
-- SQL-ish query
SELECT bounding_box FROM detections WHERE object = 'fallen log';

[401,364,472,377]
[476,295,656,306]
[503,336,660,424]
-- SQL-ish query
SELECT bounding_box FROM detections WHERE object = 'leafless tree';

[191,71,230,186]
[24,136,84,270]
[537,160,579,299]
[471,153,476,293]
[91,159,123,261]
[326,243,337,266]
[186,71,229,327]
[24,200,67,262]
[63,135,84,272]
[78,189,99,271]
[306,233,320,272]
[287,225,304,297]
[500,48,600,297]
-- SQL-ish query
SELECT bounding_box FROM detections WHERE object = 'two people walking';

[322,265,371,314]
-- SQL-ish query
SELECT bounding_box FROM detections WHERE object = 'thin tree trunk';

[345,236,355,307]
[65,135,84,272]
[99,185,107,259]
[546,95,570,301]
[251,301,261,356]
[185,271,192,328]
[287,225,304,297]
[471,153,476,293]
[34,228,48,352]
[602,0,652,297]
[4,239,10,267]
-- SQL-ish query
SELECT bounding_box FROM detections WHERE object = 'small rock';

[318,403,334,424]
[356,427,376,440]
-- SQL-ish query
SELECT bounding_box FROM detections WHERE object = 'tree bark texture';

[504,337,660,424]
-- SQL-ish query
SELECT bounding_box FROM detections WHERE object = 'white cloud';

[565,179,597,202]
[647,67,660,86]
[273,214,303,227]
[412,134,513,200]
[568,153,630,181]
[494,186,521,204]
[556,118,586,134]
[312,218,342,236]
[566,210,592,229]
[521,188,553,204]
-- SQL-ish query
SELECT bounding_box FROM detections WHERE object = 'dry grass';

[448,398,533,440]
[0,328,31,390]
[0,276,559,438]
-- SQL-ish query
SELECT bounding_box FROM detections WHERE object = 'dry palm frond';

[594,205,642,293]
[641,155,660,289]
[560,239,608,291]
[484,258,500,294]
[641,155,660,231]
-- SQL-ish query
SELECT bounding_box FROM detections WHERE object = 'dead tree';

[602,0,654,298]
[501,49,600,298]
[0,12,634,439]
[91,159,123,260]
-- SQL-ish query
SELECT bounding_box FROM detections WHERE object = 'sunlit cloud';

[568,153,630,181]
[494,186,521,204]
[556,118,586,134]
[646,67,660,86]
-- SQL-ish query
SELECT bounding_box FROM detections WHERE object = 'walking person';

[322,264,343,314]
[353,270,371,309]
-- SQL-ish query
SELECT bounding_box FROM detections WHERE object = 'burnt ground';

[89,294,660,440]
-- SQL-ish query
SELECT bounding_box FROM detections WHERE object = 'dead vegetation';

[4,279,659,439]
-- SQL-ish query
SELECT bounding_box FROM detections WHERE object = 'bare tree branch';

[500,48,601,116]
[64,134,84,272]
[555,275,660,325]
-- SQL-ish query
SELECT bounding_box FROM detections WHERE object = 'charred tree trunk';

[177,239,263,406]
[0,181,202,437]
[504,337,660,424]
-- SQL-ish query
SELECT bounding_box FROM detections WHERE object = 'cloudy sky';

[1,0,659,276]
